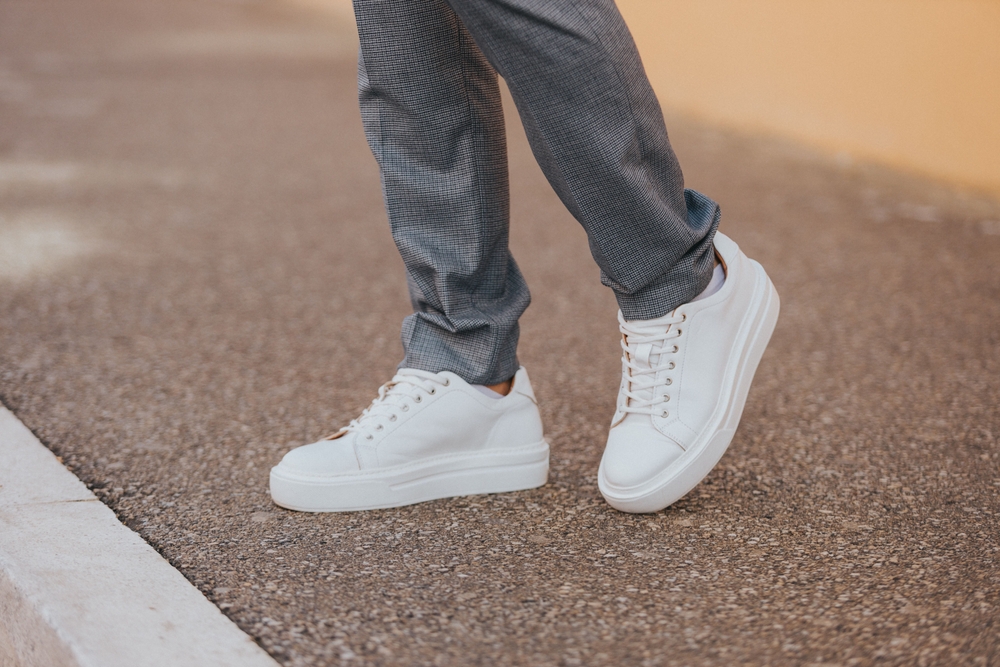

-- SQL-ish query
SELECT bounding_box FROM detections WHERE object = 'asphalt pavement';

[1,0,999,665]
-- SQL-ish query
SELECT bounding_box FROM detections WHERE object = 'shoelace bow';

[326,369,450,441]
[619,312,685,417]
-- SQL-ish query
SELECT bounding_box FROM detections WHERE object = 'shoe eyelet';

[376,425,383,431]
[663,395,670,402]
[672,346,679,353]
[443,378,450,386]
[401,405,409,412]
[414,395,423,403]
[661,410,669,418]
[365,434,374,440]
[429,388,436,395]
[665,378,673,385]
[389,415,397,422]
[676,329,682,336]
[668,362,676,370]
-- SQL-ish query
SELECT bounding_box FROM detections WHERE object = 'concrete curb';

[0,405,280,667]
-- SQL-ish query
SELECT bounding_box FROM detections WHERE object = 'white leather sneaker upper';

[601,232,761,491]
[275,367,544,478]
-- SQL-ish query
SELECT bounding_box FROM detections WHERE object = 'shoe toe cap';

[601,418,685,489]
[275,436,361,477]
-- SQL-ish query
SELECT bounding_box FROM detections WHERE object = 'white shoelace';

[327,369,450,442]
[618,311,685,418]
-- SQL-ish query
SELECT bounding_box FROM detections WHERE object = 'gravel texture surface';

[1,1,999,665]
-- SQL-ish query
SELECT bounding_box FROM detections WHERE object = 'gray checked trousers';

[354,0,721,386]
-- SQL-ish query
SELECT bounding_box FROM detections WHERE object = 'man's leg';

[269,0,549,512]
[437,0,778,514]
[442,0,719,322]
[355,0,528,387]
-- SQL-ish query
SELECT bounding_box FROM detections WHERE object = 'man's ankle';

[486,378,513,396]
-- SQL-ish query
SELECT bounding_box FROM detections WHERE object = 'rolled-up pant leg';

[353,0,719,386]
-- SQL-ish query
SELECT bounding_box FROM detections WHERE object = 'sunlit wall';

[617,0,1000,194]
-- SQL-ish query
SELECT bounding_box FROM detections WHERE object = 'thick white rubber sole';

[598,260,780,513]
[270,440,549,512]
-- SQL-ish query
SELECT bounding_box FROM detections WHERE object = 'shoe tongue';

[633,342,654,365]
[625,319,673,370]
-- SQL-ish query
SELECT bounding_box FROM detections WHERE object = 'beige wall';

[301,0,1000,195]
[617,0,1000,195]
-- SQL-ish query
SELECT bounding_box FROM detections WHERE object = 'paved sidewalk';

[0,405,279,667]
[1,0,999,665]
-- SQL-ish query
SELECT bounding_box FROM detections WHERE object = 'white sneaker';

[598,232,780,513]
[270,367,549,511]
